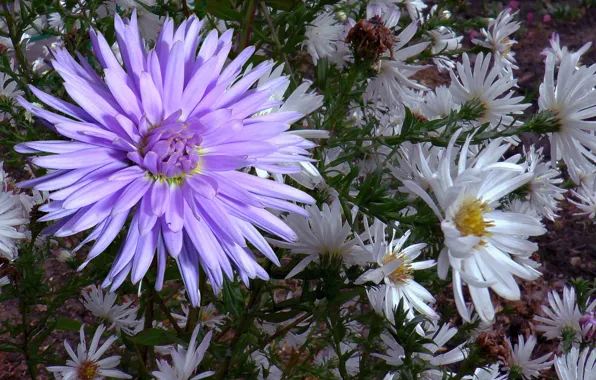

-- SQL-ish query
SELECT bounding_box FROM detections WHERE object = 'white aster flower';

[269,201,364,278]
[523,146,565,221]
[469,364,507,380]
[404,130,546,322]
[472,9,520,73]
[504,199,540,219]
[153,327,214,380]
[541,33,592,68]
[0,164,28,260]
[419,85,461,120]
[569,176,596,220]
[250,350,283,380]
[81,285,141,336]
[418,322,468,379]
[427,26,462,72]
[534,286,596,342]
[372,334,405,366]
[449,53,529,132]
[303,11,344,65]
[364,20,431,109]
[540,51,596,184]
[47,324,132,380]
[555,347,596,380]
[172,303,227,332]
[502,335,553,379]
[356,218,437,320]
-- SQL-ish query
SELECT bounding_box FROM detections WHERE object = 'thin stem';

[142,287,155,366]
[259,1,296,85]
[0,0,33,92]
[185,306,199,334]
[181,0,191,17]
[154,293,184,336]
[237,0,258,53]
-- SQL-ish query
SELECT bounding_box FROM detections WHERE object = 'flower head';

[404,130,546,322]
[356,218,437,320]
[81,285,142,335]
[0,162,28,260]
[555,347,596,380]
[269,201,362,278]
[47,324,132,380]
[16,12,316,306]
[153,326,214,380]
[303,10,344,65]
[472,9,520,72]
[502,334,553,379]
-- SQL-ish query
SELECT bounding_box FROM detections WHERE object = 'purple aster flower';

[15,11,316,306]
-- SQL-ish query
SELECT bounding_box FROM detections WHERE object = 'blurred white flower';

[427,26,462,71]
[303,11,344,65]
[523,146,565,221]
[468,364,506,380]
[47,324,132,379]
[569,176,596,220]
[449,53,529,132]
[81,285,142,335]
[356,218,437,320]
[172,303,227,332]
[540,50,596,184]
[153,327,214,380]
[541,33,591,68]
[269,201,364,278]
[555,347,596,380]
[418,322,468,379]
[534,286,596,342]
[472,9,520,73]
[0,163,28,260]
[502,335,553,379]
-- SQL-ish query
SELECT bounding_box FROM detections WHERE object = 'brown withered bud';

[475,331,510,363]
[346,16,395,62]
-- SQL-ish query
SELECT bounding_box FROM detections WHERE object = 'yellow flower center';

[382,252,413,285]
[454,198,493,238]
[77,360,99,380]
[500,37,512,56]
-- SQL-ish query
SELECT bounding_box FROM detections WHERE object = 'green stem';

[237,0,258,53]
[259,1,295,85]
[0,0,33,92]
[154,293,184,336]
[142,287,155,366]
[185,306,200,334]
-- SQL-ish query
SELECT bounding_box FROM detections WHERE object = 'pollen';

[77,360,100,380]
[454,198,494,238]
[382,252,413,285]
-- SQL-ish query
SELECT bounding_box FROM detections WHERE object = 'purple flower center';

[141,122,201,178]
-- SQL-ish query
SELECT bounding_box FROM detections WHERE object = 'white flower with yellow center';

[47,325,131,380]
[404,130,547,322]
[356,219,437,320]
[502,335,554,379]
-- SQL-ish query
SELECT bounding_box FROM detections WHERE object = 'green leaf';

[206,1,242,21]
[130,328,186,347]
[54,317,83,332]
[222,278,245,318]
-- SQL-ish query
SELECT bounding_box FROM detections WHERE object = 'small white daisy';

[404,130,546,322]
[420,85,461,120]
[555,347,596,380]
[449,53,529,132]
[47,324,132,379]
[303,11,344,65]
[540,51,596,184]
[472,9,520,73]
[356,218,437,320]
[523,146,565,221]
[0,163,28,260]
[372,334,405,367]
[81,285,142,336]
[153,327,214,380]
[427,26,462,72]
[534,286,596,342]
[541,33,592,68]
[269,201,364,278]
[172,303,227,332]
[418,322,468,379]
[569,176,596,220]
[502,334,553,379]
